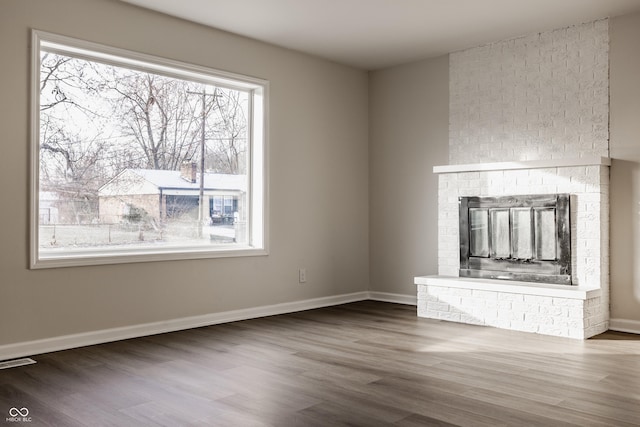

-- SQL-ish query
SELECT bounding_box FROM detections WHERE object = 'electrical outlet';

[299,268,307,283]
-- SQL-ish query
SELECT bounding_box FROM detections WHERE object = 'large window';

[31,31,267,268]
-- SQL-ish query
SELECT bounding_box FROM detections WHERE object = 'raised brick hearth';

[415,276,605,339]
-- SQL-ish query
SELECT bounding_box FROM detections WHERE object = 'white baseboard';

[0,291,370,361]
[609,318,640,335]
[368,291,417,306]
[0,292,419,361]
[11,293,635,361]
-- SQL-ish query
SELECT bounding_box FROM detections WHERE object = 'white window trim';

[30,30,269,269]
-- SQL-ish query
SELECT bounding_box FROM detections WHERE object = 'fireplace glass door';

[459,194,571,285]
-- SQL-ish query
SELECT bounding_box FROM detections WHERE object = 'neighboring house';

[98,163,246,224]
[39,191,60,224]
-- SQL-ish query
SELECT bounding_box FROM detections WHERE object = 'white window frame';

[30,30,268,268]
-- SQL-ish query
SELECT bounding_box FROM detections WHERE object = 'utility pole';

[198,91,205,238]
[186,87,220,239]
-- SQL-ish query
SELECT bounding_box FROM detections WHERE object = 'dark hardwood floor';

[1,301,640,426]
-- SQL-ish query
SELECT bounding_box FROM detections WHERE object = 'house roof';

[39,191,59,201]
[129,169,247,192]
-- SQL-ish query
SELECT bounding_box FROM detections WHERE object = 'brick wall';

[418,19,611,339]
[449,19,609,164]
[437,166,609,289]
[430,164,610,338]
[99,194,161,223]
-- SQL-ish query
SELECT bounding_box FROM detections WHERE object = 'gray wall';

[0,0,369,346]
[610,11,640,326]
[368,57,449,296]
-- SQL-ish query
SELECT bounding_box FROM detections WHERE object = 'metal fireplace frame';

[459,194,571,285]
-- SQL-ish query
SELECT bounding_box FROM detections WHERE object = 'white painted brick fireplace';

[416,20,610,339]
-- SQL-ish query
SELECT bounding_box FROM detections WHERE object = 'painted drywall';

[610,12,640,325]
[0,0,369,346]
[368,57,449,296]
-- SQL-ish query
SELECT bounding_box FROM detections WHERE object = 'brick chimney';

[180,161,197,183]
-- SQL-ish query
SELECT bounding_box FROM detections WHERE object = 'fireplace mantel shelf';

[433,156,611,174]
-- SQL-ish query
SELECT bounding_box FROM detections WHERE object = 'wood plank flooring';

[1,301,639,426]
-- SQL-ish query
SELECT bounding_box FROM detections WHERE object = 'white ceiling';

[120,0,640,70]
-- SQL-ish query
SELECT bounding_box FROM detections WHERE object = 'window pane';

[33,32,266,267]
[535,208,557,260]
[490,209,510,258]
[469,208,489,257]
[511,208,532,259]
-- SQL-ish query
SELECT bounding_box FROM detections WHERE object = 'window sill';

[32,245,268,269]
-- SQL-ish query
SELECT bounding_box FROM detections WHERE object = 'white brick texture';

[449,19,609,165]
[432,164,610,339]
[425,19,610,339]
[417,284,607,339]
[438,165,610,290]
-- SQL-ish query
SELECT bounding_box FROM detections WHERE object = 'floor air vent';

[0,358,36,370]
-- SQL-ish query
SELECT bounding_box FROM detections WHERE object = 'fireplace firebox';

[459,194,571,285]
